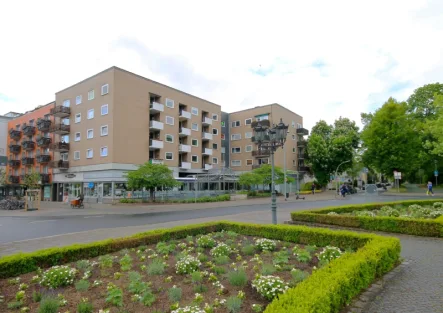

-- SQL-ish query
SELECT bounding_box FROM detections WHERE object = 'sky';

[0,0,442,131]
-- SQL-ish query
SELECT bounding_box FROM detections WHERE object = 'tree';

[307,118,360,186]
[125,163,181,201]
[0,168,6,186]
[424,95,443,156]
[407,83,443,120]
[252,164,294,190]
[238,172,261,190]
[23,170,41,189]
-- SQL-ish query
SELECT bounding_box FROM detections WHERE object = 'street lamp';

[335,160,351,193]
[252,118,289,224]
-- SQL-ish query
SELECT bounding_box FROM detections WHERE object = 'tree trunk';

[150,189,155,202]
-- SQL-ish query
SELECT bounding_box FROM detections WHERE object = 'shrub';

[197,235,216,248]
[7,301,23,309]
[140,290,156,306]
[32,291,42,302]
[433,202,443,208]
[214,255,230,265]
[168,286,182,303]
[226,296,242,313]
[290,268,309,285]
[76,260,91,272]
[241,244,256,255]
[255,238,277,251]
[38,297,59,313]
[75,279,90,292]
[98,255,114,269]
[147,258,166,275]
[119,254,133,271]
[295,249,312,263]
[40,265,76,289]
[106,285,124,307]
[260,264,276,275]
[156,241,176,255]
[198,254,208,263]
[214,266,226,274]
[77,300,93,313]
[175,255,201,274]
[210,243,232,257]
[252,275,289,301]
[119,198,138,203]
[273,250,290,265]
[227,269,248,287]
[317,246,343,263]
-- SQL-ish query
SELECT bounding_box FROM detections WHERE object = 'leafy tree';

[23,170,41,189]
[252,165,294,190]
[238,172,261,190]
[125,163,181,201]
[424,95,443,156]
[407,83,443,120]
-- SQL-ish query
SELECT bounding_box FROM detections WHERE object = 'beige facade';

[227,104,308,173]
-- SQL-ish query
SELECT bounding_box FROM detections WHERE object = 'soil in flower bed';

[0,231,344,313]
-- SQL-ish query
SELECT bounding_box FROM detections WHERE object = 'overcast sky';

[1,0,442,130]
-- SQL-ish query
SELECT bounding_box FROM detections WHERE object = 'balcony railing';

[202,117,212,126]
[251,135,270,143]
[299,166,310,172]
[50,105,71,117]
[149,139,164,150]
[298,153,305,159]
[202,148,213,155]
[49,160,69,169]
[37,119,52,132]
[9,129,22,140]
[9,175,20,184]
[22,141,36,150]
[40,173,51,184]
[149,159,164,165]
[179,127,191,137]
[251,120,271,128]
[297,141,307,147]
[179,144,191,153]
[150,102,164,113]
[9,144,21,154]
[202,132,213,141]
[36,137,52,147]
[49,142,70,152]
[8,159,21,167]
[179,110,191,120]
[296,128,309,136]
[36,154,51,164]
[22,125,36,136]
[180,161,192,169]
[49,124,70,134]
[252,150,270,157]
[149,120,164,131]
[21,157,35,166]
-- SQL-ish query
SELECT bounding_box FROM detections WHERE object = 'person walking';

[427,181,434,196]
[311,183,316,195]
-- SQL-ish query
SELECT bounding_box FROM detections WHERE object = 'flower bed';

[0,222,400,313]
[291,199,443,237]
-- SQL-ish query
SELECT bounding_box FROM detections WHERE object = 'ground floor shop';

[0,184,52,201]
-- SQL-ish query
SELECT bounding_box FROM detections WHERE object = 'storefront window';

[84,183,97,197]
[103,183,112,197]
[114,183,127,197]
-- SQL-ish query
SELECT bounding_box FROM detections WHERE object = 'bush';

[77,300,93,313]
[175,255,201,274]
[260,264,276,275]
[252,275,289,301]
[227,269,248,287]
[196,235,216,248]
[119,198,138,203]
[241,244,256,255]
[147,258,166,275]
[226,296,242,313]
[75,279,90,291]
[255,238,277,251]
[38,297,60,313]
[317,246,342,263]
[156,241,176,255]
[210,243,232,257]
[168,286,182,302]
[40,265,76,289]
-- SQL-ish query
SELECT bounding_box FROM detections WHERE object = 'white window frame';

[231,121,240,128]
[212,114,218,121]
[61,153,68,161]
[191,107,198,115]
[63,99,70,107]
[75,113,81,124]
[165,152,173,161]
[212,157,218,164]
[245,131,252,139]
[101,125,108,136]
[191,139,199,147]
[245,145,252,152]
[86,149,93,159]
[231,160,241,167]
[212,128,218,135]
[191,155,198,163]
[246,159,253,166]
[231,134,241,140]
[165,134,174,143]
[232,147,241,154]
[292,121,296,128]
[165,98,174,108]
[75,95,82,105]
[74,132,81,142]
[88,90,94,100]
[74,151,80,160]
[100,146,108,157]
[245,118,252,125]
[191,123,199,131]
[101,84,109,95]
[166,116,174,125]
[101,104,108,116]
[87,129,94,139]
[87,109,94,119]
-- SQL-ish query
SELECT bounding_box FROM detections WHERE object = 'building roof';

[56,66,221,107]
[228,103,302,118]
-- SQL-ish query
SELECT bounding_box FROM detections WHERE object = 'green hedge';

[291,199,443,237]
[119,194,231,204]
[0,222,400,313]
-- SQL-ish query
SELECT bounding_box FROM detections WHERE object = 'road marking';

[83,215,104,219]
[29,220,56,224]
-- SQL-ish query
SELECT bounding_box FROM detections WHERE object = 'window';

[292,121,296,128]
[166,116,174,125]
[87,129,94,139]
[192,123,199,131]
[245,131,252,139]
[246,159,253,165]
[101,84,109,95]
[231,160,241,167]
[165,152,173,160]
[100,146,108,157]
[297,123,303,129]
[212,157,218,164]
[231,134,241,140]
[166,98,174,108]
[62,135,70,143]
[292,134,296,140]
[101,125,108,136]
[293,160,296,166]
[245,118,252,125]
[232,147,241,153]
[191,107,198,115]
[88,90,94,100]
[292,147,296,153]
[76,95,82,105]
[87,109,94,119]
[212,143,218,150]
[63,100,70,107]
[212,128,218,135]
[75,113,81,123]
[192,139,198,146]
[221,133,225,140]
[165,134,174,143]
[221,121,225,127]
[231,121,240,127]
[245,145,252,152]
[212,114,218,121]
[74,132,81,142]
[63,118,70,126]
[191,155,198,163]
[101,104,108,115]
[61,153,68,161]
[256,114,269,121]
[86,149,93,159]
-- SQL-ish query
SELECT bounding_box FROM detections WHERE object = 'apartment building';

[227,104,309,174]
[50,66,222,202]
[5,104,54,200]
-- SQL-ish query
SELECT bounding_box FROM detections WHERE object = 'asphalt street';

[0,195,421,244]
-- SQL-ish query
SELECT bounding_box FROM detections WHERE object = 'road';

[0,194,422,244]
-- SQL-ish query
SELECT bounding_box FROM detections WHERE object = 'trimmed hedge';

[0,222,400,313]
[291,199,443,237]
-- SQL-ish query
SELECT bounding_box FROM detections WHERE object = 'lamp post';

[252,118,289,224]
[335,160,351,193]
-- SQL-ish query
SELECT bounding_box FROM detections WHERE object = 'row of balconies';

[8,155,52,167]
[9,141,69,154]
[150,102,213,125]
[9,124,70,141]
[148,159,212,170]
[8,173,51,185]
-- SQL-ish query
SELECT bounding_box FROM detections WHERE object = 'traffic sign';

[88,182,94,188]
[394,171,401,179]
[435,171,439,177]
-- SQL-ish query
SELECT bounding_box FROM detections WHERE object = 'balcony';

[8,159,21,167]
[251,120,271,128]
[296,128,309,136]
[40,173,51,184]
[50,105,70,117]
[149,120,164,131]
[22,140,36,151]
[150,102,164,113]
[179,127,191,137]
[297,141,307,147]
[179,110,191,120]
[180,161,192,169]
[179,144,191,153]
[251,135,270,143]
[36,137,52,148]
[49,142,70,152]
[149,159,164,165]
[252,150,270,157]
[9,129,22,140]
[298,153,305,159]
[202,132,213,141]
[149,139,164,150]
[299,166,310,172]
[49,160,69,169]
[204,164,213,170]
[9,175,20,184]
[9,144,21,154]
[22,125,36,136]
[202,148,213,156]
[202,117,212,126]
[21,157,35,166]
[49,124,70,135]
[37,119,52,132]
[36,154,51,164]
